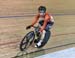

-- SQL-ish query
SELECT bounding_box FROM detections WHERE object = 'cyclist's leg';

[35,30,46,47]
[37,30,46,45]
[34,20,43,43]
[39,23,53,41]
[35,23,53,47]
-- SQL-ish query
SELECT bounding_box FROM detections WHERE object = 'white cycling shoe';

[34,40,42,48]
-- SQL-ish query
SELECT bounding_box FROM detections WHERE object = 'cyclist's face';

[39,10,45,16]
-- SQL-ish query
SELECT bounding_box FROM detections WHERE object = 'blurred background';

[0,0,75,16]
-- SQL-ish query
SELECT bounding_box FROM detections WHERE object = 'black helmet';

[38,6,46,13]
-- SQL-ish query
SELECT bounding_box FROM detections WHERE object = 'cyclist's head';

[38,6,46,16]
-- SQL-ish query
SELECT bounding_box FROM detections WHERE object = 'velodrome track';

[0,0,75,58]
[0,14,75,58]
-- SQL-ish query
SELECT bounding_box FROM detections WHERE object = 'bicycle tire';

[20,31,35,51]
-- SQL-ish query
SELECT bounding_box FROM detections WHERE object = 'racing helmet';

[38,6,46,13]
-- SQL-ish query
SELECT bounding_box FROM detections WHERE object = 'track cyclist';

[26,6,54,48]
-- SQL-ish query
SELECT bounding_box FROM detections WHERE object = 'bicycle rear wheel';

[38,30,51,48]
[20,31,35,51]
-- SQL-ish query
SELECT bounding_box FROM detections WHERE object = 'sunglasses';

[39,10,45,13]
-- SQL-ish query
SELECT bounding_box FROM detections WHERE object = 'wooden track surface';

[0,0,75,58]
[0,15,75,58]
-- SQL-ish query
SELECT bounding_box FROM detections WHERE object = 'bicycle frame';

[32,26,41,39]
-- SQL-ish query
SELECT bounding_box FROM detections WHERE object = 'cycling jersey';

[31,12,54,32]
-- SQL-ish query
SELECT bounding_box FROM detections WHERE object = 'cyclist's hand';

[26,25,32,30]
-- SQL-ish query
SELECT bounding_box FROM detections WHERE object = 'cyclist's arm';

[40,15,49,32]
[31,14,39,26]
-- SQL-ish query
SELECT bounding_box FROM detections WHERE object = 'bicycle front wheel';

[20,31,35,51]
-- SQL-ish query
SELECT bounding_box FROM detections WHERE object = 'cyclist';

[26,6,54,48]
